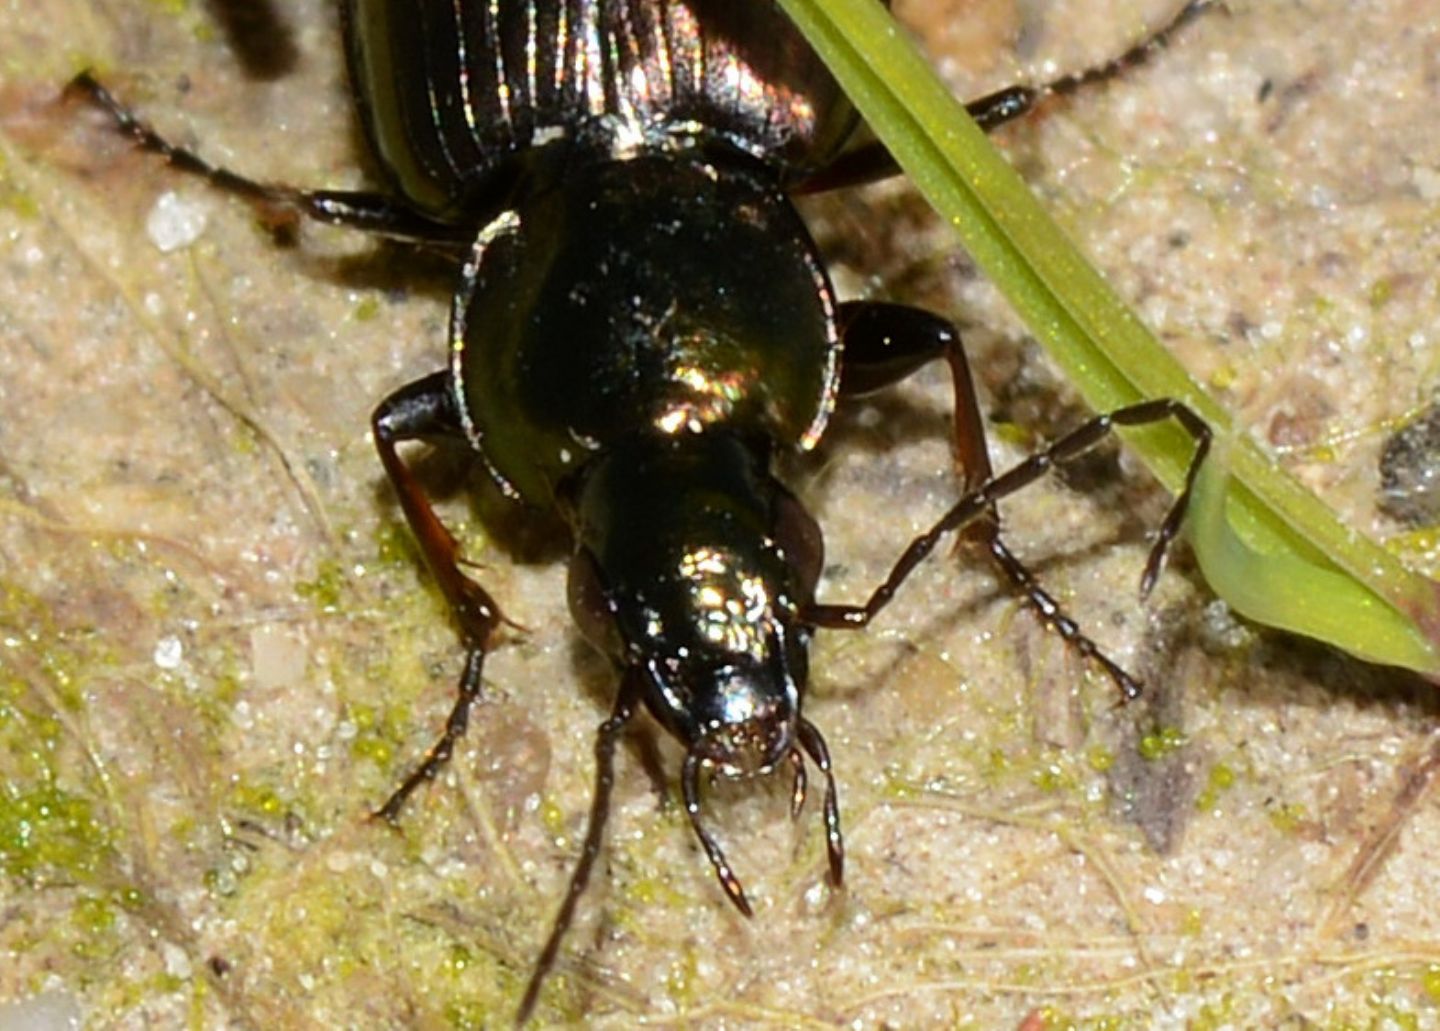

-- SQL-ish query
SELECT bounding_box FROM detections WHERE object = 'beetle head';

[565,429,844,914]
[565,430,822,762]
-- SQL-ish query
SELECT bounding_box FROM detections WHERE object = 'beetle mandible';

[69,0,1213,1020]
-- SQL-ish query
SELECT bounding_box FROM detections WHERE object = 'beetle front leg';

[829,302,1210,700]
[371,371,506,821]
[805,400,1212,697]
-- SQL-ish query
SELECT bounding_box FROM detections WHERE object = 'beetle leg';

[793,0,1215,194]
[837,301,991,561]
[371,371,506,820]
[964,0,1217,133]
[835,301,1147,699]
[681,751,754,918]
[835,301,989,489]
[805,396,1211,701]
[518,671,642,1025]
[64,72,470,249]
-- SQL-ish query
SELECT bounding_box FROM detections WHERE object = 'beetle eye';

[772,485,824,595]
[567,548,622,658]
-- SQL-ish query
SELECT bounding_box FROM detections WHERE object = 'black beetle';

[69,0,1212,1020]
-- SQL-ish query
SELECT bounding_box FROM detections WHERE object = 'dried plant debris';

[1379,402,1440,528]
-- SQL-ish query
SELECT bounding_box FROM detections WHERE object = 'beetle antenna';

[517,674,640,1025]
[788,749,808,820]
[797,719,844,888]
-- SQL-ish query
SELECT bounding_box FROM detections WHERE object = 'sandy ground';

[3,0,1440,1027]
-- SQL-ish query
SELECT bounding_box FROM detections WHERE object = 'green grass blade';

[777,0,1440,675]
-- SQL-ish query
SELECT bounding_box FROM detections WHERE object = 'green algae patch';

[0,587,116,890]
[294,558,348,614]
[1031,758,1078,793]
[1266,801,1309,835]
[0,580,149,1006]
[1085,744,1115,773]
[1137,725,1187,761]
[0,785,110,885]
[374,518,424,569]
[1195,762,1237,813]
[352,295,382,323]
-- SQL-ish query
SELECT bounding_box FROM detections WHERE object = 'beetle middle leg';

[828,300,1210,699]
[370,371,507,821]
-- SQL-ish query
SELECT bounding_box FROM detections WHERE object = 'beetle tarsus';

[372,647,486,822]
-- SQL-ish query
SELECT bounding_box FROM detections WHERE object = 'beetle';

[69,0,1212,1020]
